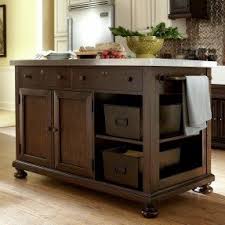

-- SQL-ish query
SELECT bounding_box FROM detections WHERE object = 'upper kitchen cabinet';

[131,0,151,31]
[169,0,209,19]
[115,0,186,35]
[54,0,69,52]
[115,0,132,29]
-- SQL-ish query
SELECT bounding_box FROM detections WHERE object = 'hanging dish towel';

[183,76,212,136]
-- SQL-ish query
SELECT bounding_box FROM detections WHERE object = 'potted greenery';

[110,23,183,58]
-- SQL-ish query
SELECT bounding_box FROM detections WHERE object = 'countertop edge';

[10,59,218,68]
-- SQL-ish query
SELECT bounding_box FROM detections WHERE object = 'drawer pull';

[128,77,133,82]
[115,118,128,128]
[114,167,127,175]
[23,74,32,79]
[79,75,86,81]
[57,75,64,80]
[101,71,108,76]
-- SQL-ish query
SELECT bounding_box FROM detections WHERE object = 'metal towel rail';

[159,75,186,82]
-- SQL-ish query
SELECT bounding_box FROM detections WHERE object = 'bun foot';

[14,169,27,179]
[193,184,213,194]
[141,205,159,218]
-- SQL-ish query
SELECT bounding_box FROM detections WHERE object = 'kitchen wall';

[161,0,225,65]
[0,0,54,111]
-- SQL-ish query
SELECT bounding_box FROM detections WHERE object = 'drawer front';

[72,68,143,92]
[19,67,71,89]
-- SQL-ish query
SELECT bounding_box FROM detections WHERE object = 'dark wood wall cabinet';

[169,0,209,19]
[12,63,214,218]
[211,84,225,149]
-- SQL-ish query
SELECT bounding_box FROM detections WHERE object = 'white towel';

[183,76,212,136]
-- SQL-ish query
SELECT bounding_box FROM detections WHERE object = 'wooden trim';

[12,160,215,203]
[159,167,205,189]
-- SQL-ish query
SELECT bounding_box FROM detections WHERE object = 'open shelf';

[160,134,203,179]
[96,134,143,145]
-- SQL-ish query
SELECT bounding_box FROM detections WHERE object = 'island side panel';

[143,67,160,194]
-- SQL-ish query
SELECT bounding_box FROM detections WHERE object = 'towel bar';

[159,75,186,82]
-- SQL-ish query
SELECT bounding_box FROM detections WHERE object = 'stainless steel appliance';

[68,0,115,51]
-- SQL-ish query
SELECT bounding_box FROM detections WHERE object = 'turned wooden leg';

[14,169,27,179]
[141,204,159,218]
[193,184,213,194]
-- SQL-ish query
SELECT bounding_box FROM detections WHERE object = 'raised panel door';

[19,89,53,167]
[54,91,94,178]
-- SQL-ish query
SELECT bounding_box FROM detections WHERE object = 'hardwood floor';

[0,133,224,225]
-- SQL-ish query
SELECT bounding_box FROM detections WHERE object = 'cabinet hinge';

[92,159,95,171]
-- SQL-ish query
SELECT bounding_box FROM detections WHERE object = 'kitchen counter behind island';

[10,59,215,218]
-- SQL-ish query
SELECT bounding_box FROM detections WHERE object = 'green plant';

[109,26,144,37]
[109,22,183,40]
[148,23,183,39]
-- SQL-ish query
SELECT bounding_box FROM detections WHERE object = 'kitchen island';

[10,59,216,218]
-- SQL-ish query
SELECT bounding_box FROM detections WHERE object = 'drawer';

[72,68,143,92]
[19,67,71,89]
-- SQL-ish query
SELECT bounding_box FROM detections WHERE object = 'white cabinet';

[54,0,69,51]
[54,36,68,52]
[115,0,132,29]
[115,0,186,35]
[131,0,151,31]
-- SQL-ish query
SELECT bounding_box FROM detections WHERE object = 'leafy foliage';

[148,23,183,39]
[109,23,183,40]
[109,26,144,37]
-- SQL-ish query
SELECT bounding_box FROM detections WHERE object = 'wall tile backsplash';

[161,0,225,64]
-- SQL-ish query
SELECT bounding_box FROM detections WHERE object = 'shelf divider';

[96,134,143,145]
[160,134,198,144]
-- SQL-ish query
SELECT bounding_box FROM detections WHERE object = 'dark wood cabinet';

[54,91,94,178]
[12,63,215,218]
[169,0,208,19]
[211,85,225,149]
[19,89,53,167]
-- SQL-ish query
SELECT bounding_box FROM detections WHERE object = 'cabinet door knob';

[47,127,52,132]
[57,75,63,80]
[128,76,133,82]
[40,70,44,75]
[79,75,86,81]
[23,74,32,79]
[52,128,59,133]
[213,118,217,121]
[220,118,223,121]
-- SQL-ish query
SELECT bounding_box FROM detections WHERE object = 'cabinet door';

[54,0,69,37]
[54,91,94,178]
[115,0,132,29]
[19,89,52,167]
[54,36,68,52]
[170,0,190,14]
[131,0,151,31]
[211,99,219,139]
